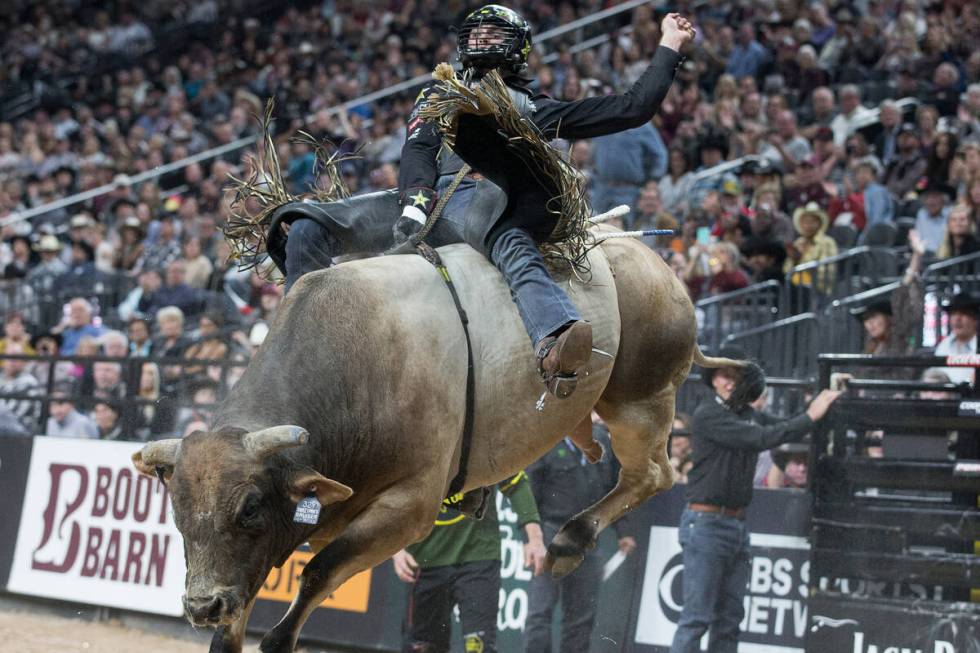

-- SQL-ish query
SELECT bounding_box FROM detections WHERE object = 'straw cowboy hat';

[33,234,63,253]
[792,202,829,233]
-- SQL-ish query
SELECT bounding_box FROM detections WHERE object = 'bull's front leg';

[208,596,256,653]
[258,491,438,653]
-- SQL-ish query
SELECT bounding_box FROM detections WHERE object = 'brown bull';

[133,236,741,653]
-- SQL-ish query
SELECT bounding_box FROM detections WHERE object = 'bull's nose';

[184,594,226,624]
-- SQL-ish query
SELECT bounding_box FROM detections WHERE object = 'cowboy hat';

[33,234,63,253]
[941,292,980,315]
[850,299,892,321]
[792,202,829,233]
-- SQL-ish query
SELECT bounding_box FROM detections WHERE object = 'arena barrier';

[1,434,976,652]
[806,354,980,653]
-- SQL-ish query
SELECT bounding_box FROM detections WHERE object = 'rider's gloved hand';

[393,187,436,247]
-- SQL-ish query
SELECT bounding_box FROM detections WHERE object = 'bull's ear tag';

[293,493,321,525]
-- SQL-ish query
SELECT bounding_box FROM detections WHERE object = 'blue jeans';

[490,227,580,344]
[670,508,751,653]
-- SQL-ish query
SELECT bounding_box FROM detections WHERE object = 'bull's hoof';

[259,631,295,653]
[545,517,597,579]
[209,627,241,653]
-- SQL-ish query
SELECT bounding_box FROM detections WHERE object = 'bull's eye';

[237,496,263,528]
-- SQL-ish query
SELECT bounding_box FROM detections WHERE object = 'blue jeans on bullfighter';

[670,508,751,653]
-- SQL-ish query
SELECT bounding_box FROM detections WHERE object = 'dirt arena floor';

[0,609,327,653]
[0,610,210,653]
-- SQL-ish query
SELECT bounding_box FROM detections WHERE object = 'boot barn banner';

[6,437,187,616]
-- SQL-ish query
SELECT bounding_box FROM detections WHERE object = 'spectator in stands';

[874,100,903,167]
[0,312,36,363]
[937,205,980,260]
[3,234,34,279]
[92,361,126,402]
[783,154,833,214]
[180,236,213,289]
[785,202,838,293]
[914,181,957,254]
[799,87,836,140]
[883,124,928,199]
[127,318,153,357]
[740,237,787,285]
[853,229,925,363]
[659,147,694,218]
[46,383,98,439]
[142,214,181,272]
[0,340,41,433]
[726,23,768,80]
[764,443,809,489]
[93,399,124,440]
[963,173,980,226]
[137,362,175,439]
[934,292,980,385]
[749,182,795,244]
[760,110,811,171]
[830,85,870,148]
[926,130,959,188]
[590,123,667,219]
[58,239,98,298]
[101,331,129,360]
[153,306,191,392]
[670,413,693,484]
[670,347,839,653]
[52,298,105,356]
[117,268,162,321]
[26,235,67,301]
[146,261,202,318]
[114,216,146,273]
[853,157,894,232]
[182,311,230,382]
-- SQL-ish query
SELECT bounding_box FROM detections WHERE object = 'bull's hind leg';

[546,386,676,578]
[258,489,440,653]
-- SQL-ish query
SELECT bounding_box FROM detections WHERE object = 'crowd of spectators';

[2,0,980,443]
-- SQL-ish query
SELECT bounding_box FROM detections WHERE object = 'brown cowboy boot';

[535,320,593,399]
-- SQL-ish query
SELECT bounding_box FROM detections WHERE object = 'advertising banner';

[0,436,33,590]
[6,437,186,615]
[806,593,980,652]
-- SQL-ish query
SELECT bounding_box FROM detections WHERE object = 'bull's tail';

[692,345,749,371]
[692,345,766,408]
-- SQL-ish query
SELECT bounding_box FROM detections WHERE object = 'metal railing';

[695,280,781,352]
[3,0,656,228]
[0,352,248,441]
[781,246,901,315]
[722,313,819,379]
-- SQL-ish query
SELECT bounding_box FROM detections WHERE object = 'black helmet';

[457,5,532,73]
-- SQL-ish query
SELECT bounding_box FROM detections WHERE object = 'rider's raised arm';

[530,12,694,140]
[531,44,684,141]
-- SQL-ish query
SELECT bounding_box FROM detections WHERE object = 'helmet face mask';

[457,5,532,73]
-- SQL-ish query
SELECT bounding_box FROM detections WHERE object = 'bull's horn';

[243,425,310,458]
[133,439,182,476]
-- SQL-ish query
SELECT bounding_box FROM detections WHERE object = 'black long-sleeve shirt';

[397,45,685,203]
[685,394,814,509]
